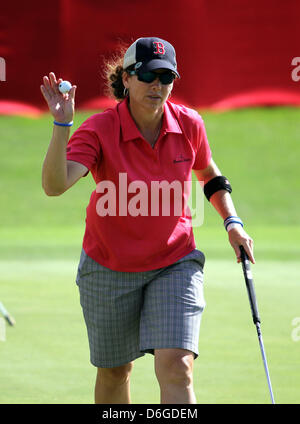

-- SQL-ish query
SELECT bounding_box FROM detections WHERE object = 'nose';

[150,76,162,90]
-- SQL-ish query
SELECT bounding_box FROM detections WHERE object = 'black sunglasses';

[128,69,176,85]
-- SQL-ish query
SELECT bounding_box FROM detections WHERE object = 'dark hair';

[103,43,131,101]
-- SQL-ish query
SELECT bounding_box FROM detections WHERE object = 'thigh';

[140,249,206,358]
[76,249,146,368]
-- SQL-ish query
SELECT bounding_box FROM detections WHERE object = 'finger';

[42,76,52,96]
[49,72,57,84]
[234,244,243,263]
[40,84,50,102]
[43,75,51,87]
[239,241,255,265]
[43,75,59,100]
[49,72,60,94]
[247,241,255,265]
[57,77,63,90]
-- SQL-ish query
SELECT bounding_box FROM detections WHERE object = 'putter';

[0,301,16,326]
[239,246,275,404]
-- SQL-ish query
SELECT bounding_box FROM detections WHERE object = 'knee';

[97,362,133,386]
[155,349,194,387]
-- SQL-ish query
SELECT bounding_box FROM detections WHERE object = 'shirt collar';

[118,97,182,142]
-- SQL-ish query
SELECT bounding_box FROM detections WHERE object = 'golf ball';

[59,80,72,93]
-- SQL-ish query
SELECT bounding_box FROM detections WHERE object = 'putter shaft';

[240,246,275,404]
[256,323,275,404]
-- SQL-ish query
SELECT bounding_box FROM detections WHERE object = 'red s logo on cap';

[153,42,165,55]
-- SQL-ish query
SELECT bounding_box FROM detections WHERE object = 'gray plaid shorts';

[76,248,206,368]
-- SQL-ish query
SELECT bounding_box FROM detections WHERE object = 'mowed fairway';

[0,107,299,403]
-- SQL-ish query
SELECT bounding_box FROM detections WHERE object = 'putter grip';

[240,246,261,324]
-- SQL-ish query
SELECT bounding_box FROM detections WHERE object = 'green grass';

[201,107,300,226]
[1,254,299,404]
[0,108,299,404]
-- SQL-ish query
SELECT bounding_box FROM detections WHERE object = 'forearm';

[194,161,238,220]
[209,187,255,263]
[194,160,254,263]
[209,190,238,220]
[42,125,70,196]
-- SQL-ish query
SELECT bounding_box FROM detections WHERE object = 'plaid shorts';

[76,248,206,368]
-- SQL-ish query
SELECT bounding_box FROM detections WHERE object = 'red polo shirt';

[66,98,211,271]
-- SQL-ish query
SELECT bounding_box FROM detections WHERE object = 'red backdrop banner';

[1,0,300,116]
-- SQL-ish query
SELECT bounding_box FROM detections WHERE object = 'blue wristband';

[53,120,73,127]
[224,216,244,231]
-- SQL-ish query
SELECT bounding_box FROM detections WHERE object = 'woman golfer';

[41,37,254,404]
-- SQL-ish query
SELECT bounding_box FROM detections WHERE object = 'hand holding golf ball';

[40,72,76,124]
[58,80,72,94]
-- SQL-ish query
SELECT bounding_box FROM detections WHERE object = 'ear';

[122,71,130,89]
